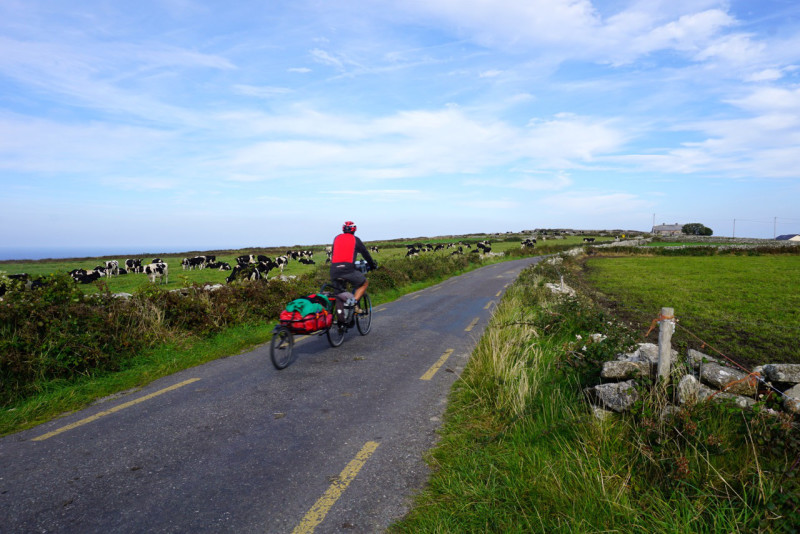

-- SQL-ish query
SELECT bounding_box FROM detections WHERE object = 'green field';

[0,235,601,295]
[581,255,800,366]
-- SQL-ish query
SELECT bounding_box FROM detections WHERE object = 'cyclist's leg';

[354,279,368,301]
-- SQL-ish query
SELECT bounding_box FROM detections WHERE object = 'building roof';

[776,234,800,241]
[652,223,683,232]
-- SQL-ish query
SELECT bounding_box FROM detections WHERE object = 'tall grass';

[391,257,799,533]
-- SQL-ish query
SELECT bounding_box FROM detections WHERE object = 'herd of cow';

[69,258,171,284]
[2,239,507,297]
[65,249,324,286]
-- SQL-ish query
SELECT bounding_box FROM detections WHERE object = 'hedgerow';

[0,253,495,406]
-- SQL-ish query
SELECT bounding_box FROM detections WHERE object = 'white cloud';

[220,107,627,181]
[234,85,293,98]
[310,48,345,69]
[479,69,503,78]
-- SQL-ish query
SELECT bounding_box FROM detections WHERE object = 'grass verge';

[390,257,800,533]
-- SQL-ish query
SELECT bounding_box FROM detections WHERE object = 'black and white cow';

[236,254,255,266]
[181,256,206,270]
[583,237,596,243]
[73,270,102,284]
[206,261,232,271]
[275,255,289,273]
[226,263,262,284]
[475,241,492,253]
[104,260,119,277]
[125,259,143,273]
[144,262,169,284]
[521,238,537,248]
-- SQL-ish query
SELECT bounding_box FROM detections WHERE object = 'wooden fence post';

[657,307,675,383]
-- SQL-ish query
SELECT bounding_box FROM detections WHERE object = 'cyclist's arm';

[355,238,376,268]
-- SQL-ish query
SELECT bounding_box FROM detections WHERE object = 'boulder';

[677,374,703,405]
[601,360,652,380]
[618,343,676,365]
[584,380,639,413]
[761,364,800,385]
[687,349,722,369]
[699,362,758,396]
[783,384,800,414]
[677,374,756,409]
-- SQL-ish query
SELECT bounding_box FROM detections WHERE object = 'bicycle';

[270,260,373,369]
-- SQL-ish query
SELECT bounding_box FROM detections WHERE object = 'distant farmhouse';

[776,234,800,242]
[652,223,683,236]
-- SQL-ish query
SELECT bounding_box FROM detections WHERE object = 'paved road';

[0,256,542,533]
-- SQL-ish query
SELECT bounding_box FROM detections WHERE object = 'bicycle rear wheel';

[270,326,295,369]
[356,293,372,335]
[326,322,346,347]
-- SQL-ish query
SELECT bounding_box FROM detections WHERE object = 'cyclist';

[329,221,377,306]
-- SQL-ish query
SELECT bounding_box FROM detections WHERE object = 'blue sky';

[2,0,799,255]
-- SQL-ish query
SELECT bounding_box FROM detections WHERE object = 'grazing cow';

[299,257,315,265]
[104,260,119,277]
[206,261,232,271]
[236,254,255,266]
[583,237,595,243]
[226,263,262,284]
[125,259,143,273]
[475,241,492,253]
[258,259,278,278]
[152,258,163,263]
[521,238,537,248]
[74,270,102,284]
[182,256,206,270]
[144,262,169,284]
[275,255,289,273]
[405,247,420,257]
[369,246,379,254]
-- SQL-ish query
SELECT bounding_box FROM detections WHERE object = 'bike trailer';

[279,293,335,334]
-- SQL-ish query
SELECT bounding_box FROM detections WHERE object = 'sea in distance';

[0,246,174,262]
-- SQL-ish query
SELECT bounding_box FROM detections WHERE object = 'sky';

[2,0,800,257]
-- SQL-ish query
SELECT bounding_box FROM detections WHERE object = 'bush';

[0,253,487,406]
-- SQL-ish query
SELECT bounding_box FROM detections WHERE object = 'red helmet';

[342,221,357,234]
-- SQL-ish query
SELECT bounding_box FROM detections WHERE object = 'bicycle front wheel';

[356,293,372,335]
[270,326,295,369]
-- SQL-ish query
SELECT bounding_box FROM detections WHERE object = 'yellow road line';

[484,300,495,310]
[293,441,380,534]
[465,317,479,332]
[420,349,454,381]
[411,294,421,300]
[32,378,201,442]
[495,290,503,297]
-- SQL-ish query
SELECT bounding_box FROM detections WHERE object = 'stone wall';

[585,343,800,416]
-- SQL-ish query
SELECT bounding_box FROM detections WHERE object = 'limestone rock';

[618,343,676,365]
[584,380,639,413]
[601,360,652,380]
[677,374,755,408]
[784,384,800,414]
[687,349,721,369]
[762,364,800,385]
[699,362,757,396]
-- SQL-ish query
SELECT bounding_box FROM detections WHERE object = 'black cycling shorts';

[330,265,366,290]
